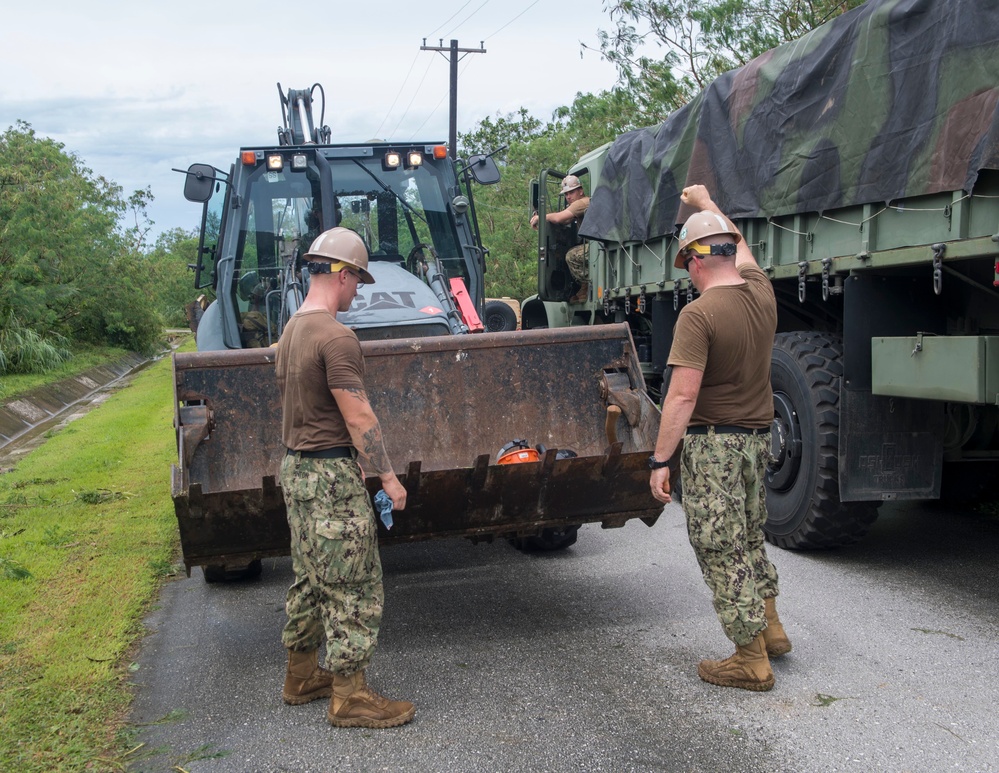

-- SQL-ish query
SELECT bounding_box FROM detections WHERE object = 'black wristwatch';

[648,455,670,470]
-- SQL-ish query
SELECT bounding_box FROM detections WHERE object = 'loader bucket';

[171,323,665,572]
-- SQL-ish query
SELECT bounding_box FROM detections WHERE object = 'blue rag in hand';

[374,489,393,530]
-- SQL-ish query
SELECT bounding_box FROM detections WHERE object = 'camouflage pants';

[566,243,589,282]
[280,452,383,674]
[680,431,779,646]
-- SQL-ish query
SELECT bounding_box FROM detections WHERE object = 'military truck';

[526,0,999,549]
[171,84,663,580]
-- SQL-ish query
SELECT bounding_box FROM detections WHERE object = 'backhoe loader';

[171,83,664,580]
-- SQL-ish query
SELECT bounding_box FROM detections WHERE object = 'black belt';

[287,447,352,459]
[686,425,769,436]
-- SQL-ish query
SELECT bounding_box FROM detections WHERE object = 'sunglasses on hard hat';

[682,239,737,270]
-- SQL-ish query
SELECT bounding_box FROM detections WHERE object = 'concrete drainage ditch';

[0,353,151,464]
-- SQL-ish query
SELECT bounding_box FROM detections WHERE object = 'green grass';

[0,345,136,402]
[0,341,189,771]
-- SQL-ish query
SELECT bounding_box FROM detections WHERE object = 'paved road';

[129,500,999,772]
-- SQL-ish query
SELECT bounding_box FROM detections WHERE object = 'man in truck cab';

[276,227,415,728]
[530,174,590,303]
[648,185,791,692]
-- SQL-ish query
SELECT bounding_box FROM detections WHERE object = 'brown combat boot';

[569,281,589,304]
[282,649,334,705]
[763,597,792,657]
[328,671,415,728]
[697,634,774,692]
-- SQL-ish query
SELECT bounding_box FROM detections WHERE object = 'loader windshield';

[329,156,464,279]
[231,164,321,346]
[230,152,468,304]
[221,146,482,347]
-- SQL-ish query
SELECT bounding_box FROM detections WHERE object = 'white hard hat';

[560,175,582,194]
[304,227,375,284]
[675,211,741,269]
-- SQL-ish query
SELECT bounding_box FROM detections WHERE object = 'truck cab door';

[536,170,577,303]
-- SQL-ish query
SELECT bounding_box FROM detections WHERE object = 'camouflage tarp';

[581,0,999,244]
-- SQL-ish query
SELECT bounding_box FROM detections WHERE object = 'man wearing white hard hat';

[275,227,414,729]
[648,186,791,693]
[530,174,590,303]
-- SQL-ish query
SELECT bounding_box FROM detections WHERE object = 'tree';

[145,228,202,328]
[460,89,642,299]
[454,0,869,302]
[0,122,164,365]
[590,0,866,126]
[0,122,122,336]
[72,250,165,353]
[126,186,156,253]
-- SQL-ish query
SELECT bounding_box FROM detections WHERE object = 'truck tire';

[482,300,518,332]
[509,525,579,552]
[203,559,263,583]
[765,332,879,549]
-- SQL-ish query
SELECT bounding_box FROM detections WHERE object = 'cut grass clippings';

[0,341,189,771]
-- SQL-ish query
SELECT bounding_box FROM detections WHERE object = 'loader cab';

[185,142,492,350]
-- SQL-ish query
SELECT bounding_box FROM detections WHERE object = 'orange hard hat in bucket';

[496,439,542,465]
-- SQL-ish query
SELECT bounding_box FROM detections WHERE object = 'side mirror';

[530,180,539,213]
[183,164,217,203]
[466,154,501,185]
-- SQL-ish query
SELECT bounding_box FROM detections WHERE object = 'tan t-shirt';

[276,308,366,451]
[567,196,589,226]
[667,263,776,428]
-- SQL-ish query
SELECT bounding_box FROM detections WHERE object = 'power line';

[388,55,438,139]
[443,0,492,39]
[483,0,540,41]
[377,2,488,139]
[425,0,475,38]
[381,0,542,143]
[408,57,475,141]
[373,51,422,139]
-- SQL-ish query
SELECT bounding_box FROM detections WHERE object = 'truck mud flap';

[171,324,664,571]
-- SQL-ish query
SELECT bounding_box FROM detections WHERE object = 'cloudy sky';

[1,0,622,242]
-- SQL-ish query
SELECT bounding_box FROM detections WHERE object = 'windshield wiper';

[350,160,426,223]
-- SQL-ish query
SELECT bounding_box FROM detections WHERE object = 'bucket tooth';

[262,474,281,511]
[470,453,490,491]
[188,483,204,519]
[601,442,624,477]
[405,460,422,504]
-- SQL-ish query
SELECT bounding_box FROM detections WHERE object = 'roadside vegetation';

[0,124,200,379]
[0,346,185,771]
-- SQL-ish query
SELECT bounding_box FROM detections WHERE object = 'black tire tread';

[202,558,263,583]
[482,300,518,333]
[509,525,579,552]
[767,332,879,550]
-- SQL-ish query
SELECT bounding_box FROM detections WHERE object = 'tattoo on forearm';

[361,423,393,474]
[342,387,367,402]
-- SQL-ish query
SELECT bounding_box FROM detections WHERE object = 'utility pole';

[420,38,486,159]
